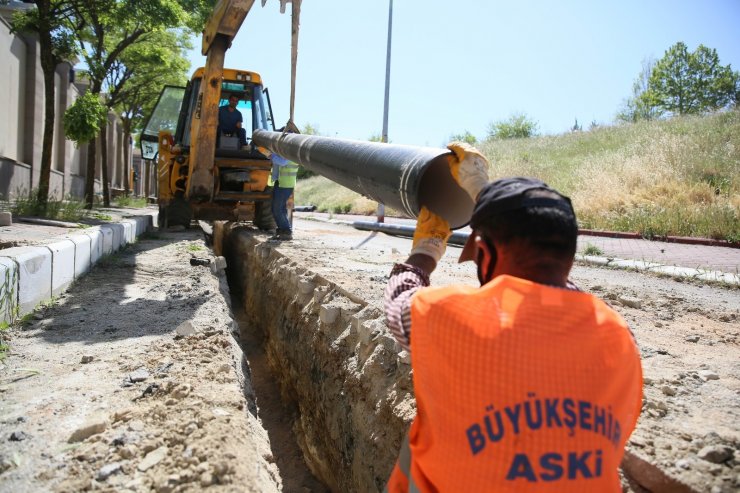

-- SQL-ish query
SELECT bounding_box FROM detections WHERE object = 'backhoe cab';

[140,68,283,229]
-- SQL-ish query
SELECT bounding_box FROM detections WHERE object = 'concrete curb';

[0,212,156,324]
[575,254,740,286]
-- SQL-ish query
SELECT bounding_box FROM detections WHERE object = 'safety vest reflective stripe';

[277,163,299,188]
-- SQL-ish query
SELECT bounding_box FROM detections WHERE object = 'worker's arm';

[384,207,450,351]
[384,262,429,352]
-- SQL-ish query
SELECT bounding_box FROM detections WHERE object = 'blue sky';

[187,0,740,147]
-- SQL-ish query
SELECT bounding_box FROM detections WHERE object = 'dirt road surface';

[1,217,738,492]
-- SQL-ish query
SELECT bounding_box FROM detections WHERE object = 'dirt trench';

[216,219,739,493]
[220,225,413,493]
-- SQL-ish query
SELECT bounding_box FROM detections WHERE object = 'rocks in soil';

[128,367,150,383]
[0,455,14,473]
[9,431,29,441]
[618,295,643,309]
[137,445,168,472]
[96,462,122,481]
[68,418,108,443]
[175,321,196,337]
[685,335,700,343]
[698,370,720,381]
[698,445,734,464]
[81,355,94,364]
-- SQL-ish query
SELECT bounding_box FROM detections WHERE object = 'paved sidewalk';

[297,212,740,278]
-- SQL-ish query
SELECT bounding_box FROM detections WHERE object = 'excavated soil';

[0,230,287,492]
[0,218,738,493]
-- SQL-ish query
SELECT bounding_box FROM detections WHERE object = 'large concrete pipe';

[252,130,474,229]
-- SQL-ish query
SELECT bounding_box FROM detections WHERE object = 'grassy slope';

[295,111,740,241]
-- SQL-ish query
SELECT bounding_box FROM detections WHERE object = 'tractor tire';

[160,198,192,229]
[254,191,276,232]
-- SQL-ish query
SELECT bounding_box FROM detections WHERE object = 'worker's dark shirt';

[218,105,242,133]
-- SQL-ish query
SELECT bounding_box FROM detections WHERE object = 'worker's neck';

[493,262,570,288]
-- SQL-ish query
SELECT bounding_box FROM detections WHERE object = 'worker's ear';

[474,236,497,285]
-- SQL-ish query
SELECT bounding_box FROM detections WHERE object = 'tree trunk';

[35,1,55,213]
[100,122,110,206]
[123,131,130,196]
[84,138,96,209]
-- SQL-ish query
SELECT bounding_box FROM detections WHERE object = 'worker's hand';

[257,146,272,158]
[410,206,452,263]
[447,142,490,200]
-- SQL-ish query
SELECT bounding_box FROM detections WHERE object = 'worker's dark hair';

[476,189,578,259]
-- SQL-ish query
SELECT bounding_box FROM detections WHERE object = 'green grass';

[295,111,740,241]
[5,189,87,222]
[582,243,604,256]
[0,321,9,361]
[113,196,148,208]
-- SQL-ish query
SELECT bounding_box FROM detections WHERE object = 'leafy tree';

[487,113,538,139]
[11,1,78,212]
[301,122,321,135]
[449,131,477,145]
[570,119,582,132]
[63,92,108,146]
[112,30,191,195]
[67,0,215,208]
[646,42,739,115]
[617,57,663,123]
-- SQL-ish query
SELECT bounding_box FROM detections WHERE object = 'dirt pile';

[0,231,282,492]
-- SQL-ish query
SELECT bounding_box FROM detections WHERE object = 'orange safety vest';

[386,275,642,493]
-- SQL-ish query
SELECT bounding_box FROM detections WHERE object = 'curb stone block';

[46,240,76,296]
[0,211,11,226]
[0,246,52,315]
[120,220,134,245]
[108,223,125,252]
[86,229,103,265]
[610,259,662,270]
[648,265,700,278]
[0,257,18,323]
[99,226,114,255]
[696,271,740,285]
[68,234,91,279]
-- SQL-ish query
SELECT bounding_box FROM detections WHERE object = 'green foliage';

[487,113,539,139]
[7,188,87,221]
[582,243,603,256]
[617,58,663,123]
[368,133,384,142]
[113,196,147,208]
[449,130,477,145]
[11,3,77,63]
[301,122,321,135]
[64,93,108,147]
[646,42,739,115]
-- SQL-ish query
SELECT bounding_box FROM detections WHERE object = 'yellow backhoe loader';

[139,0,301,229]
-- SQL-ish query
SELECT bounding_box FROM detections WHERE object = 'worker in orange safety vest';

[383,143,643,492]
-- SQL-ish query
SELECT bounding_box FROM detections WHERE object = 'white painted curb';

[45,239,76,296]
[0,212,157,324]
[575,254,740,286]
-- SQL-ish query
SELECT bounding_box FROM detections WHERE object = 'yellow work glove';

[411,206,452,263]
[447,141,491,200]
[257,146,272,158]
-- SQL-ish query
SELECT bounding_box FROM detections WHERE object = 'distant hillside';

[295,110,739,241]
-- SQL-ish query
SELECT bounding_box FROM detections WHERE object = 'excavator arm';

[188,0,257,200]
[188,0,300,201]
